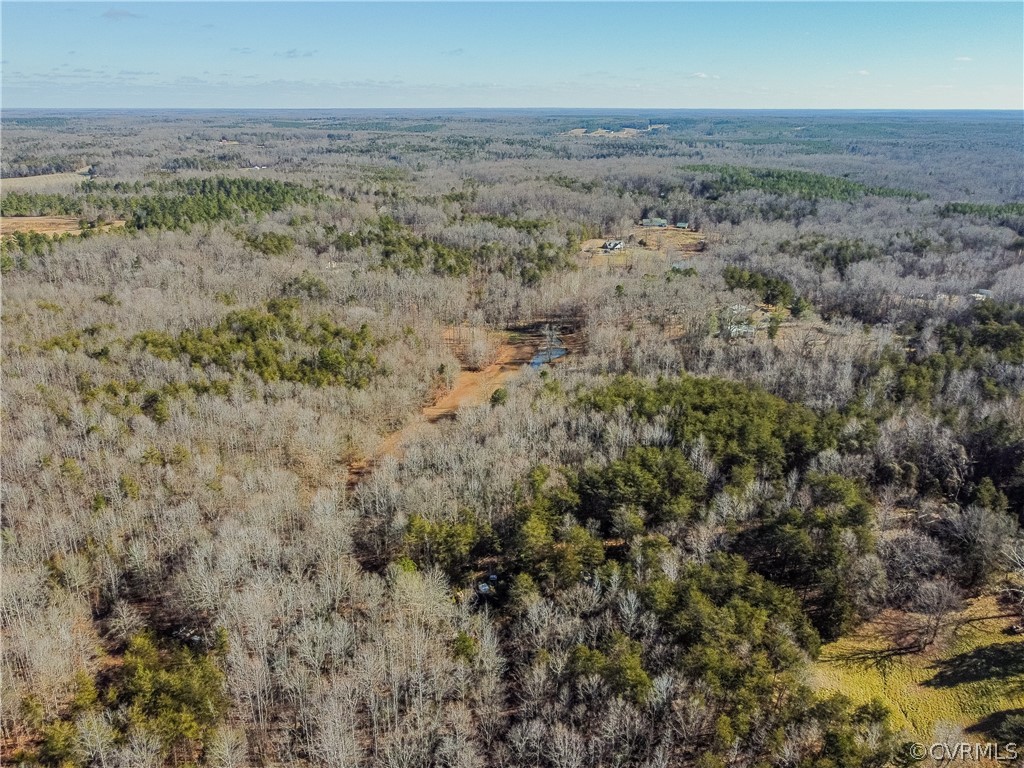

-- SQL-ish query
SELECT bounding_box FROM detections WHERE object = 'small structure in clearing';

[577,226,711,271]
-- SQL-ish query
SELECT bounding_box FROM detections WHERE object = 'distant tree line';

[1,177,325,231]
[682,163,928,202]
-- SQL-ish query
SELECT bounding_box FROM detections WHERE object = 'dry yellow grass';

[1,167,91,194]
[624,225,708,252]
[1,217,126,236]
[810,596,1024,744]
[578,226,711,272]
[578,244,667,272]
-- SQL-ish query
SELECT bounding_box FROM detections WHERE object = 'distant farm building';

[727,324,756,340]
[641,217,668,227]
[603,240,624,251]
[971,288,994,301]
[675,221,689,229]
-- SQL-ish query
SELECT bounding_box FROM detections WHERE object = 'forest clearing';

[565,125,668,138]
[0,216,126,236]
[812,594,1024,746]
[0,168,93,193]
[346,331,543,485]
[349,323,578,485]
[579,226,709,270]
[423,334,537,422]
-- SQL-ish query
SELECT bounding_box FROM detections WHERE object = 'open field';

[623,225,708,252]
[0,216,126,236]
[579,245,667,271]
[0,167,91,193]
[566,124,668,137]
[811,596,1024,743]
[579,226,710,270]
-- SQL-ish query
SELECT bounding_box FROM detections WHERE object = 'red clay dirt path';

[422,337,536,421]
[346,336,538,488]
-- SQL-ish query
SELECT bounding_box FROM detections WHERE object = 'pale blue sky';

[2,2,1021,108]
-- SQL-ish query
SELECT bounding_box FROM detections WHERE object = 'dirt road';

[347,337,538,486]
[422,338,535,421]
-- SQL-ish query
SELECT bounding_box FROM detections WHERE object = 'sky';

[1,2,1021,109]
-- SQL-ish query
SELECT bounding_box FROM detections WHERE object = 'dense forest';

[2,109,1023,768]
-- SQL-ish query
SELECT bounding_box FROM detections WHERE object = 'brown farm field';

[0,216,126,236]
[623,225,708,252]
[579,226,711,271]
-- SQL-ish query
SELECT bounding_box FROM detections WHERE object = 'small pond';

[530,346,568,368]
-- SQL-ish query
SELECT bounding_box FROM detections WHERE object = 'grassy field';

[0,167,91,193]
[0,216,126,236]
[578,227,708,272]
[811,596,1024,743]
[578,245,668,271]
[565,124,667,137]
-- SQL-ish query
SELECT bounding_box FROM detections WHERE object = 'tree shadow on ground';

[823,643,920,673]
[820,612,931,672]
[924,642,1024,689]
[967,708,1024,743]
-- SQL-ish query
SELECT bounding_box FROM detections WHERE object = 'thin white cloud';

[275,49,317,59]
[857,70,870,76]
[954,56,973,62]
[102,9,143,21]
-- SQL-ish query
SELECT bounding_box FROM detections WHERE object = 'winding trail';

[422,337,537,422]
[346,336,538,487]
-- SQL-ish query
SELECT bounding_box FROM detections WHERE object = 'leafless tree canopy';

[2,110,1022,766]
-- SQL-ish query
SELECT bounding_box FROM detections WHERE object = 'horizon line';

[4,106,1022,112]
